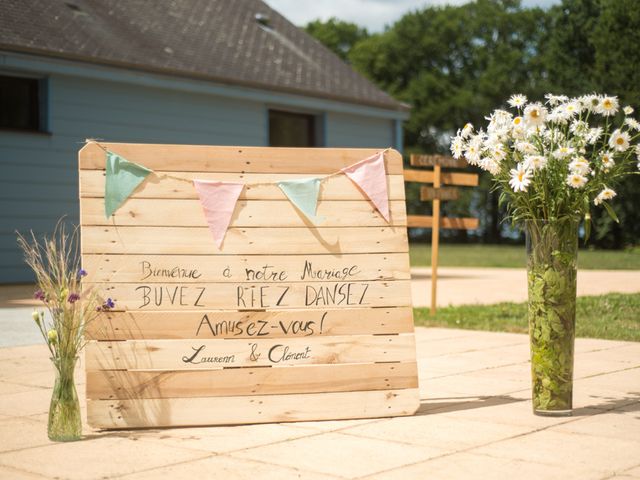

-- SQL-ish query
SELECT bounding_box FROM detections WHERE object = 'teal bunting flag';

[277,177,324,223]
[104,151,152,218]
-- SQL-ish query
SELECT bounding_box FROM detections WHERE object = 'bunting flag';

[277,177,323,223]
[341,151,390,222]
[193,180,244,248]
[104,151,152,218]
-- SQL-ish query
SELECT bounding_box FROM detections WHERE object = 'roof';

[0,0,407,111]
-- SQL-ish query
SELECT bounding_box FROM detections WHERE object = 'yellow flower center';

[530,110,539,119]
[514,117,522,125]
[616,137,624,145]
[603,99,612,109]
[518,172,524,181]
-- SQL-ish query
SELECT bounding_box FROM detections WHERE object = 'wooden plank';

[80,198,407,227]
[403,169,479,187]
[86,362,419,399]
[410,154,467,168]
[79,170,406,201]
[406,215,479,230]
[81,253,411,284]
[79,142,404,174]
[85,334,417,370]
[420,186,460,201]
[87,388,421,428]
[85,307,415,340]
[81,226,409,255]
[89,280,412,310]
[430,165,442,316]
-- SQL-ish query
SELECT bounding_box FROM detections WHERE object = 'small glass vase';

[48,356,81,441]
[525,218,579,416]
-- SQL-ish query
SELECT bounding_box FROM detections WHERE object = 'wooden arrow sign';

[420,186,460,201]
[410,154,467,169]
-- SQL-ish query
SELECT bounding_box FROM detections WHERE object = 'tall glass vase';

[48,356,81,441]
[525,218,579,416]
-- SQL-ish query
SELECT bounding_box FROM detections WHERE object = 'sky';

[265,0,561,32]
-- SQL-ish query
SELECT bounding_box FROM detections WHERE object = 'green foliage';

[304,18,369,61]
[305,0,640,247]
[413,292,640,341]
[408,243,640,270]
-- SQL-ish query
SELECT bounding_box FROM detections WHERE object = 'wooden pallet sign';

[405,154,479,315]
[79,142,420,429]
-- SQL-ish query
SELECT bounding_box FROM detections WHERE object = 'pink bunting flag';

[341,151,390,222]
[193,180,244,248]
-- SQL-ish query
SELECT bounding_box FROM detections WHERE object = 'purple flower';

[67,293,80,304]
[77,268,88,279]
[34,290,46,302]
[103,298,115,310]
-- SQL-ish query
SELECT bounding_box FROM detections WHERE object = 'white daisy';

[450,136,465,159]
[570,120,589,135]
[524,155,547,170]
[489,143,508,162]
[581,94,601,112]
[609,129,631,152]
[545,93,568,106]
[624,117,640,131]
[512,116,524,127]
[524,103,547,127]
[460,123,474,139]
[623,106,634,115]
[515,141,537,155]
[569,157,591,176]
[508,163,532,192]
[601,151,615,171]
[508,94,528,108]
[553,146,575,159]
[481,157,501,175]
[586,127,603,145]
[564,101,582,117]
[594,187,617,206]
[566,173,588,189]
[596,96,619,116]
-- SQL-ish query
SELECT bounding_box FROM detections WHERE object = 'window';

[0,74,46,132]
[269,110,316,147]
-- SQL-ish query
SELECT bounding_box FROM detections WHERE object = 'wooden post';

[430,164,441,316]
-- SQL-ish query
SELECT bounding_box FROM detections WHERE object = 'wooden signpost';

[79,143,420,429]
[405,154,479,315]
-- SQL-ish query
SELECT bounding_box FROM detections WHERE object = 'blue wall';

[0,53,406,283]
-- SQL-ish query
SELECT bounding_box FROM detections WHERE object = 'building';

[0,0,408,283]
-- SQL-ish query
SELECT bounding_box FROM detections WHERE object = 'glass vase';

[48,356,81,441]
[525,218,579,416]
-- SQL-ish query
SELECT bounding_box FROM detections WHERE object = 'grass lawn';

[414,292,640,341]
[409,243,640,270]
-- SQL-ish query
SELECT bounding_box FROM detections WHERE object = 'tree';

[304,18,369,61]
[348,0,551,241]
[544,0,640,248]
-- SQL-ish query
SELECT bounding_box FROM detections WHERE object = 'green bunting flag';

[104,151,152,218]
[277,177,324,223]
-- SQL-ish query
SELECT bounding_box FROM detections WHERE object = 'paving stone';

[367,451,605,480]
[134,423,319,453]
[339,412,533,450]
[0,387,50,417]
[117,454,340,479]
[550,409,640,440]
[0,465,49,479]
[0,416,51,452]
[0,436,211,480]
[472,429,640,473]
[232,431,445,478]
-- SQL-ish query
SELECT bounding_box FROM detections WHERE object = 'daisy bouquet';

[451,93,638,415]
[450,93,639,228]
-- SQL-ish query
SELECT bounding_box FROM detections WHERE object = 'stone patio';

[1,327,638,479]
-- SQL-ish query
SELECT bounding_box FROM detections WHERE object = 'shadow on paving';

[416,395,523,415]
